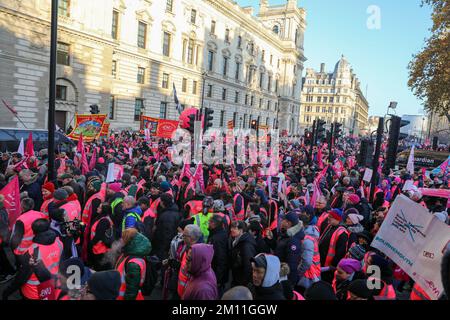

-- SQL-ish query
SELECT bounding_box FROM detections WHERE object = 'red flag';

[1,99,18,115]
[88,147,97,171]
[194,163,205,193]
[25,132,35,157]
[0,176,21,229]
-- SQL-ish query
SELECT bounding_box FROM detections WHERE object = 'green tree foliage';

[408,0,450,120]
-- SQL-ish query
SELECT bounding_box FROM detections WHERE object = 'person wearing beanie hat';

[41,182,55,214]
[319,208,350,283]
[108,182,122,194]
[348,279,373,300]
[275,211,305,286]
[53,188,69,202]
[346,244,366,262]
[83,270,121,300]
[304,280,337,300]
[344,213,365,248]
[347,194,360,205]
[332,258,365,300]
[159,181,172,193]
[2,218,63,300]
[250,253,285,300]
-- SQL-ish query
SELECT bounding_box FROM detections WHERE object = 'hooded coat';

[120,232,152,300]
[183,244,218,300]
[252,254,286,300]
[229,232,257,286]
[207,226,229,286]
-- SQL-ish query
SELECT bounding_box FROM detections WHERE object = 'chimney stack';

[320,63,325,73]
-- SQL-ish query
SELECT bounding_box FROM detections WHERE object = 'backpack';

[126,255,161,296]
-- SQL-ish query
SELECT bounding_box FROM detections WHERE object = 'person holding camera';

[2,218,63,300]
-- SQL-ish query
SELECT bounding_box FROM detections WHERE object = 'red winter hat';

[328,208,344,222]
[348,194,360,205]
[42,182,55,194]
[98,157,105,164]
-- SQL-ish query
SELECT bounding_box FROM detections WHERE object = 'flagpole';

[47,0,58,181]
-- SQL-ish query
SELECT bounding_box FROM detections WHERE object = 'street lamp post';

[48,0,58,182]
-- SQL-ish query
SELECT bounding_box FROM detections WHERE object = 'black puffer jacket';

[229,232,257,286]
[152,203,181,260]
[207,226,229,286]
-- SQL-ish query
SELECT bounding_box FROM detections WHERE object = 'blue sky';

[236,0,433,116]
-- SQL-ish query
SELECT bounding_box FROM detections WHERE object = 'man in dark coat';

[207,214,229,296]
[19,169,42,211]
[229,221,257,286]
[152,193,180,260]
[274,211,305,286]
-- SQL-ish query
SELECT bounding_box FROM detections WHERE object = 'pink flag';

[79,137,89,175]
[310,166,328,207]
[88,147,97,171]
[317,147,324,169]
[77,134,84,153]
[194,163,205,193]
[25,132,35,157]
[0,176,21,228]
[57,158,66,175]
[332,160,343,177]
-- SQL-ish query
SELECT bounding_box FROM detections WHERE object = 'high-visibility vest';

[60,201,81,222]
[323,226,349,267]
[184,200,203,218]
[214,212,231,228]
[82,192,104,225]
[303,231,321,280]
[21,239,63,299]
[233,194,245,221]
[193,212,213,242]
[410,283,431,300]
[177,251,190,298]
[90,216,113,255]
[369,278,396,300]
[13,210,47,256]
[111,197,124,214]
[121,211,142,231]
[317,212,329,233]
[143,208,156,220]
[40,198,53,216]
[150,197,161,213]
[115,254,145,300]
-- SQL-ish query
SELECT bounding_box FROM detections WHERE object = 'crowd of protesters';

[0,129,449,301]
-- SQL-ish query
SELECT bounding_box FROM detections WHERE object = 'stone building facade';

[299,55,369,135]
[0,0,306,133]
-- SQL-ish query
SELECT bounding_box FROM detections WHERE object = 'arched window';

[272,25,279,35]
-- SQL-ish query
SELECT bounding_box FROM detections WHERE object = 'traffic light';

[334,122,343,140]
[251,120,258,130]
[384,116,410,174]
[203,107,214,133]
[358,139,374,167]
[316,120,326,144]
[187,113,197,134]
[89,104,99,114]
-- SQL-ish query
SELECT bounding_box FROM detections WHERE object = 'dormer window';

[272,25,279,35]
